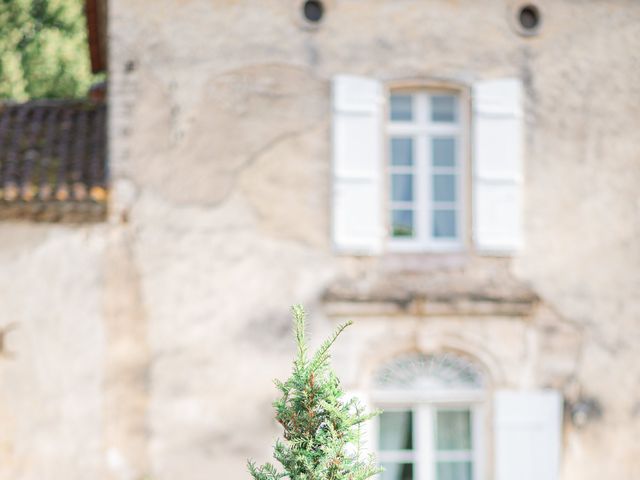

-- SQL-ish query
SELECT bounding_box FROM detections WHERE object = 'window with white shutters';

[331,75,524,256]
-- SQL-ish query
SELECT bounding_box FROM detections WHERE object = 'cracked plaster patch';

[128,64,327,206]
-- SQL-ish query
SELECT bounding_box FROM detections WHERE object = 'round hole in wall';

[518,4,541,32]
[302,0,324,23]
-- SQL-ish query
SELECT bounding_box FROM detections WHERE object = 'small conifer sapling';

[248,305,381,480]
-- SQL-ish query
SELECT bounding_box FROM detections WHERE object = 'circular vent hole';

[303,0,324,23]
[518,4,541,31]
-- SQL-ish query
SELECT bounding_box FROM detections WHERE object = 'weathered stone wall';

[0,224,107,480]
[1,1,639,479]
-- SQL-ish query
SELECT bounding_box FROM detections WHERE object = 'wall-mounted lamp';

[569,397,602,428]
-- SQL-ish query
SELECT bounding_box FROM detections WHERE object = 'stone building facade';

[1,1,640,480]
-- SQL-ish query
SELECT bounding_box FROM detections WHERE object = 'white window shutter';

[472,78,524,254]
[332,75,384,254]
[494,390,563,480]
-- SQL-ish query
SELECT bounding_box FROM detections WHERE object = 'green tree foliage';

[248,305,381,480]
[0,0,97,100]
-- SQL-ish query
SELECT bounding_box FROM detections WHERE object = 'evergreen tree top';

[248,305,381,480]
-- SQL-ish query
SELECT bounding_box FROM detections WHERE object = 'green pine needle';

[248,305,382,480]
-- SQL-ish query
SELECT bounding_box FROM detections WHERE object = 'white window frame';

[386,89,468,253]
[373,392,485,480]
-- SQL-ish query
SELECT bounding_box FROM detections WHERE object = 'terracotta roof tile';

[0,100,107,222]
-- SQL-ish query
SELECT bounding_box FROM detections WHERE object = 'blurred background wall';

[0,1,639,480]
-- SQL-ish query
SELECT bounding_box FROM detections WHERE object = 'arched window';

[371,352,485,480]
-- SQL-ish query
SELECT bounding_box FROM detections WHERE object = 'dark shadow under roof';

[0,100,107,222]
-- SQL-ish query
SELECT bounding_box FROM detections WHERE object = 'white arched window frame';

[370,353,487,480]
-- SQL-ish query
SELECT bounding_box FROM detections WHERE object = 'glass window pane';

[431,95,456,122]
[381,463,414,480]
[379,411,413,450]
[436,410,472,450]
[436,461,472,480]
[391,137,414,166]
[433,174,456,202]
[433,137,456,167]
[391,210,414,238]
[392,174,414,202]
[390,95,413,121]
[432,209,457,238]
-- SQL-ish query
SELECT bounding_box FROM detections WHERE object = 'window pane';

[379,411,413,450]
[436,461,472,480]
[390,95,413,121]
[432,209,457,238]
[433,174,456,202]
[391,137,414,166]
[391,210,414,238]
[436,410,472,450]
[392,174,414,202]
[381,463,414,480]
[432,137,456,167]
[431,95,456,122]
